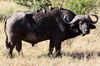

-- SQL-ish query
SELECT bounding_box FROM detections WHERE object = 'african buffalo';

[4,7,98,58]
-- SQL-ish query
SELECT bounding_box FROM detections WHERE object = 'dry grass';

[0,1,30,21]
[0,1,100,66]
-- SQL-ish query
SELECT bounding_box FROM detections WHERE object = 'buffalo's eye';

[79,22,84,24]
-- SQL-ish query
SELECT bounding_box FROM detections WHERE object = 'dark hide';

[4,7,97,58]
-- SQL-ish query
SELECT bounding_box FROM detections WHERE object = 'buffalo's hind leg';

[5,37,15,58]
[5,38,22,58]
[7,42,16,58]
[5,37,11,49]
[15,40,24,56]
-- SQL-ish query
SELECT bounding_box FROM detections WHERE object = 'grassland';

[0,1,100,66]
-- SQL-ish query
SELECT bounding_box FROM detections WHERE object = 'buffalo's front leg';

[50,33,62,57]
[48,38,55,57]
[54,40,62,57]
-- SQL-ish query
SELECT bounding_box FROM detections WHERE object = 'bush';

[9,0,100,14]
[16,0,51,10]
[50,0,99,14]
[0,0,99,21]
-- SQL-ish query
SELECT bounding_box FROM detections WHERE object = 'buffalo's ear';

[89,24,96,29]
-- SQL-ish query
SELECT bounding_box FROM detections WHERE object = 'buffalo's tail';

[4,16,11,48]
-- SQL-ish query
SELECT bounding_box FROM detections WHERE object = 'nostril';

[84,30,87,32]
[85,29,90,34]
[83,29,88,34]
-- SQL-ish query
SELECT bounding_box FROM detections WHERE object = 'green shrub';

[64,0,98,14]
[50,0,99,14]
[0,0,99,21]
[16,0,51,10]
[6,0,99,14]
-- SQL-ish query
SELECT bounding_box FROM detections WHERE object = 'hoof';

[48,53,53,58]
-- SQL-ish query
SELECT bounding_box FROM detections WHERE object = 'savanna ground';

[0,1,100,66]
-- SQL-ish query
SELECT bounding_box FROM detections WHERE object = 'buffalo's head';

[63,14,98,36]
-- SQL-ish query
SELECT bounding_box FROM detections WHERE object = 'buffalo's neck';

[70,28,81,37]
[63,28,81,40]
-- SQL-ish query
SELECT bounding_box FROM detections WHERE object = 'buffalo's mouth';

[81,29,90,36]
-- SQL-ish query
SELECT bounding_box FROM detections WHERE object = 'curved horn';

[69,15,80,24]
[63,15,86,24]
[63,14,68,24]
[69,15,85,24]
[63,15,81,24]
[90,14,98,24]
